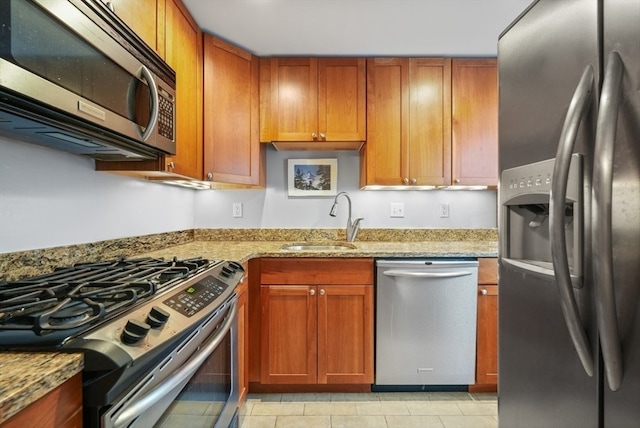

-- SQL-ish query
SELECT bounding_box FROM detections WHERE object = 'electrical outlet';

[440,203,450,218]
[390,202,405,218]
[232,202,243,218]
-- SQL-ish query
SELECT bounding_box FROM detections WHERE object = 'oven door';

[103,296,239,428]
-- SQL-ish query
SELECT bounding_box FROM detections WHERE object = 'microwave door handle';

[139,65,159,142]
[550,64,594,377]
[382,270,472,279]
[593,51,624,392]
[112,300,237,428]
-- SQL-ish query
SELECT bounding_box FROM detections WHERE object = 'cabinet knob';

[319,289,325,296]
[311,133,318,140]
[319,133,326,140]
[411,178,417,185]
[207,172,213,180]
[105,1,115,12]
[480,289,488,295]
[310,289,315,296]
[403,178,409,185]
[167,161,175,170]
[455,178,461,184]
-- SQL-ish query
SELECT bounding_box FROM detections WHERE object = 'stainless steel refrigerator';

[498,0,640,427]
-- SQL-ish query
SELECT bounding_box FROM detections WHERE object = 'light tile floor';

[239,391,497,428]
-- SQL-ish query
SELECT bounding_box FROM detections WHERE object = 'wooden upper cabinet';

[164,0,204,179]
[318,58,366,142]
[104,0,160,52]
[452,58,498,186]
[265,57,366,146]
[362,57,451,187]
[203,36,265,187]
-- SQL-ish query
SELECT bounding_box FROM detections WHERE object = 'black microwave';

[0,0,176,160]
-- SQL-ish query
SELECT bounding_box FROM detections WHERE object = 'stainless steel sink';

[280,242,357,251]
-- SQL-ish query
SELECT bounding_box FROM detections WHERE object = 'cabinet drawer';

[261,258,373,285]
[478,258,498,285]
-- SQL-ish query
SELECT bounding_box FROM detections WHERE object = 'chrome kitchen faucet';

[329,191,363,242]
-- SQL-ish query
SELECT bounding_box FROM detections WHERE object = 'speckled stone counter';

[0,352,83,424]
[139,239,498,262]
[0,228,497,281]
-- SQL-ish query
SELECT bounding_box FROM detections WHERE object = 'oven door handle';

[112,300,238,428]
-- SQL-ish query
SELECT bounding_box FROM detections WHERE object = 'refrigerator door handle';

[550,64,595,377]
[593,51,624,392]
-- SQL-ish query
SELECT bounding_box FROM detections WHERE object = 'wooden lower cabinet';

[1,373,82,428]
[236,265,249,404]
[471,258,498,392]
[256,258,374,388]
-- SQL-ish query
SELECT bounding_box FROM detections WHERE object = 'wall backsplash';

[0,137,497,254]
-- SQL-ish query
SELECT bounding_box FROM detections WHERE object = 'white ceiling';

[182,0,533,57]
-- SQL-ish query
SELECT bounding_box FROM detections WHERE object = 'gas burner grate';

[0,257,216,335]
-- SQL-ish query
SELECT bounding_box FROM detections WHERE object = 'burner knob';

[121,320,150,344]
[147,306,170,328]
[228,261,244,272]
[220,266,234,278]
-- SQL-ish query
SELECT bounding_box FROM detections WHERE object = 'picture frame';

[287,158,338,197]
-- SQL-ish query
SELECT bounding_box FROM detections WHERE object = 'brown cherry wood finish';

[163,0,203,180]
[236,264,249,404]
[266,58,366,144]
[318,58,366,141]
[451,59,498,186]
[362,57,452,187]
[258,258,374,387]
[270,58,318,142]
[317,284,374,384]
[470,257,498,392]
[260,284,318,384]
[106,0,160,53]
[0,373,82,428]
[203,36,265,187]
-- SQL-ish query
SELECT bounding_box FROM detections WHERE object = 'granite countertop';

[0,352,83,424]
[139,240,498,262]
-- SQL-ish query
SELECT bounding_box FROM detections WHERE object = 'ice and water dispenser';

[500,154,583,285]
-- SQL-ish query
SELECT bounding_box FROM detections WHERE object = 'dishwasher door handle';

[382,270,472,279]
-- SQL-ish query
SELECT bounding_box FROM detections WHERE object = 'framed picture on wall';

[287,158,338,197]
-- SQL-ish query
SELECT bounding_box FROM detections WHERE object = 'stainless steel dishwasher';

[374,259,479,389]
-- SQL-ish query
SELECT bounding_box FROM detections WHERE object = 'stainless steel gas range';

[0,257,244,428]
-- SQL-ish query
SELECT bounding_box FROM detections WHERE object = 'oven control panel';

[163,275,228,317]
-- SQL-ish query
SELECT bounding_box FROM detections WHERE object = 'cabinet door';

[1,373,82,428]
[105,0,159,52]
[270,58,318,141]
[317,285,374,384]
[236,271,249,404]
[164,0,203,179]
[318,58,366,141]
[476,284,498,386]
[452,59,498,186]
[364,58,409,185]
[203,36,264,187]
[260,285,317,384]
[409,58,452,186]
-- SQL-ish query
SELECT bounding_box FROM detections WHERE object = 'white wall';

[0,139,496,254]
[0,137,195,253]
[195,145,497,229]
